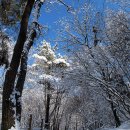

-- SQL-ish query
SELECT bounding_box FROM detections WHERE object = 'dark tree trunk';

[53,106,60,130]
[44,82,51,130]
[28,114,32,130]
[40,119,44,130]
[1,0,35,129]
[45,93,51,129]
[109,94,121,127]
[15,29,36,122]
[111,102,121,127]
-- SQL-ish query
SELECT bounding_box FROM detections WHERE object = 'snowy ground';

[97,121,130,130]
[21,128,41,130]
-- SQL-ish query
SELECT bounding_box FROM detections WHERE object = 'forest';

[0,0,129,130]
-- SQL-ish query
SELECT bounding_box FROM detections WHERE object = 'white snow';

[33,54,47,62]
[96,121,130,130]
[8,126,17,130]
[9,88,21,130]
[53,58,69,66]
[39,74,60,83]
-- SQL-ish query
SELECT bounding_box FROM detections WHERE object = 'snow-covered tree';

[22,40,69,129]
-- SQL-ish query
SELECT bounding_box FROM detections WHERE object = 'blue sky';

[3,0,121,46]
[37,0,126,52]
[2,0,123,45]
[38,0,106,43]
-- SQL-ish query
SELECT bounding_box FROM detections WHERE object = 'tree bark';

[40,119,44,130]
[15,29,36,122]
[1,0,35,129]
[44,82,51,130]
[111,102,121,127]
[109,94,121,127]
[28,114,32,130]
